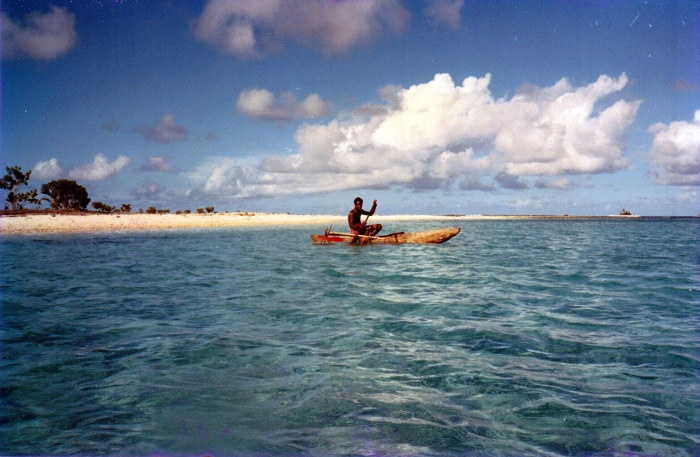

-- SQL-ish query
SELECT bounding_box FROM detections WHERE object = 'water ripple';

[1,220,698,456]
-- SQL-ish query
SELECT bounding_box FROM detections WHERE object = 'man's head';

[354,197,363,207]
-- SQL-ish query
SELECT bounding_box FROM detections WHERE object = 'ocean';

[1,218,698,457]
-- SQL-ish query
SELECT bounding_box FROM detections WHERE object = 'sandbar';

[0,212,643,235]
[0,212,345,235]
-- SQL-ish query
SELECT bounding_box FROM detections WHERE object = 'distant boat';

[311,227,460,245]
[619,209,633,216]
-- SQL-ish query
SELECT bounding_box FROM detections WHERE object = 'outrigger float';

[311,227,460,245]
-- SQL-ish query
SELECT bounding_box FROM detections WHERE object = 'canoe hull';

[311,227,460,245]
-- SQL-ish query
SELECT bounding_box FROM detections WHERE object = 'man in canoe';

[348,197,382,236]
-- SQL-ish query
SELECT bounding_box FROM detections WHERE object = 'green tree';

[1,166,40,210]
[120,203,131,213]
[41,180,91,211]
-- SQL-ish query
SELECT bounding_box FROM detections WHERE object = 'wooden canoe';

[311,227,460,245]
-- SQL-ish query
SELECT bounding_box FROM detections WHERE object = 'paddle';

[351,213,371,244]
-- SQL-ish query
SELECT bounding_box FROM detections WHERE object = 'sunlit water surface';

[1,219,698,456]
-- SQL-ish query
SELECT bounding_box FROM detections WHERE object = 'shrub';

[92,201,116,213]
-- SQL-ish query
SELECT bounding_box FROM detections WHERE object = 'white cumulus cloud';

[647,110,700,186]
[1,6,77,61]
[32,158,64,180]
[192,72,641,198]
[495,74,640,176]
[236,89,329,121]
[192,0,409,58]
[33,154,131,182]
[68,154,132,181]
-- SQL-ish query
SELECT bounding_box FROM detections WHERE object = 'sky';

[1,0,698,216]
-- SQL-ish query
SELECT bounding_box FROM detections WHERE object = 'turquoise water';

[1,219,698,457]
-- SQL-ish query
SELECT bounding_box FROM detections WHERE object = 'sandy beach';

[0,212,644,235]
[0,212,344,235]
[0,212,462,235]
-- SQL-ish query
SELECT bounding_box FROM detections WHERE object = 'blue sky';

[2,0,698,216]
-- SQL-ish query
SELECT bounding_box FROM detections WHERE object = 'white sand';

[0,213,346,235]
[0,212,617,235]
[0,212,468,235]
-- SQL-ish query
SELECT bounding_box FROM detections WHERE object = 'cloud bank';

[1,6,77,61]
[647,110,700,186]
[33,154,131,181]
[192,0,410,58]
[192,72,642,199]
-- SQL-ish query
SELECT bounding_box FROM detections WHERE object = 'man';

[348,197,382,236]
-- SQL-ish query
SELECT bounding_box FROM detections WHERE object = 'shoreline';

[0,212,690,236]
